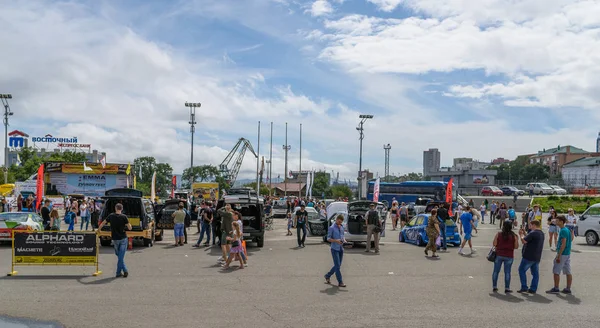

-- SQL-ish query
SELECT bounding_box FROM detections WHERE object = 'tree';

[8,147,87,182]
[329,185,352,198]
[242,182,271,196]
[215,175,230,193]
[182,165,220,189]
[311,172,330,198]
[397,172,423,182]
[132,157,173,197]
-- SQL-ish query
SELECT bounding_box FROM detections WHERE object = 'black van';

[216,194,265,247]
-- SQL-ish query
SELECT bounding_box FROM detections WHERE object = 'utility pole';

[357,114,373,200]
[185,102,200,187]
[299,123,302,198]
[283,123,291,197]
[1,94,13,184]
[384,144,391,182]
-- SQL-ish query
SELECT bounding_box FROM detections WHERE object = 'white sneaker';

[458,248,464,255]
[471,249,477,254]
[217,256,224,262]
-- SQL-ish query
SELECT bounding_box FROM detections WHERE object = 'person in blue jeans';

[492,221,519,293]
[98,203,132,278]
[65,207,77,232]
[324,214,347,288]
[517,220,544,294]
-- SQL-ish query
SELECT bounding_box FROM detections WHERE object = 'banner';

[150,172,157,201]
[472,175,489,184]
[47,173,127,197]
[171,176,176,198]
[36,164,44,210]
[446,178,453,216]
[373,177,380,203]
[49,163,127,175]
[192,182,219,201]
[9,231,101,276]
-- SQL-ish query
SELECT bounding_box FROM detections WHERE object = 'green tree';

[398,172,423,182]
[8,147,87,182]
[215,175,230,193]
[242,182,271,196]
[132,157,173,197]
[329,184,352,198]
[133,156,157,184]
[311,172,330,197]
[182,165,220,189]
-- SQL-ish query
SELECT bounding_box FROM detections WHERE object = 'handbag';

[486,247,497,262]
[232,240,240,247]
[435,236,441,247]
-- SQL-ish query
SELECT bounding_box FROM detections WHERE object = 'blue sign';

[9,136,24,148]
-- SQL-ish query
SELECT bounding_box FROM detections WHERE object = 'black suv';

[216,192,265,247]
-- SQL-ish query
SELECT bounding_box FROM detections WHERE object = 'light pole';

[384,144,391,182]
[357,114,373,200]
[283,123,291,197]
[269,122,273,196]
[185,102,200,187]
[1,94,13,184]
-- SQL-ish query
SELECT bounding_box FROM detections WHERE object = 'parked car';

[577,204,600,245]
[216,194,265,247]
[481,186,503,196]
[0,212,44,242]
[526,183,554,195]
[325,201,385,244]
[271,200,288,218]
[399,213,461,247]
[500,186,525,196]
[549,185,567,195]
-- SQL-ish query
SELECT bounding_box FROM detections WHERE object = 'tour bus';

[367,181,456,206]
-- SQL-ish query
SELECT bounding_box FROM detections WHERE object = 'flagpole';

[256,121,260,196]
[269,122,273,197]
[299,123,302,198]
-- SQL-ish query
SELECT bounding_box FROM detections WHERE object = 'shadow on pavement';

[1,275,89,280]
[489,293,524,303]
[320,285,349,296]
[77,276,119,285]
[425,256,441,261]
[556,294,582,305]
[523,294,553,304]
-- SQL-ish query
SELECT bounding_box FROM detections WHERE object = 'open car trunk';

[100,198,147,231]
[347,213,367,235]
[230,203,262,234]
[156,201,189,229]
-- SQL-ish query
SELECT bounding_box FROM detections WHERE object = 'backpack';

[64,212,73,225]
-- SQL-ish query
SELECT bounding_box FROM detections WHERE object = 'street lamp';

[1,94,13,184]
[283,122,291,197]
[185,102,200,186]
[357,114,373,199]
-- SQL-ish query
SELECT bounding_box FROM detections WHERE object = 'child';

[50,209,60,231]
[287,212,293,236]
[222,221,244,269]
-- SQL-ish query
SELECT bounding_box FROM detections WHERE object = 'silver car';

[328,201,385,244]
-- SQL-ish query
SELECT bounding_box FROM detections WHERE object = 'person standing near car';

[324,214,347,288]
[546,216,574,294]
[218,204,234,263]
[171,202,186,246]
[399,202,408,229]
[389,201,399,231]
[517,220,544,294]
[365,203,381,254]
[295,204,308,248]
[566,208,577,247]
[437,203,450,251]
[98,203,132,278]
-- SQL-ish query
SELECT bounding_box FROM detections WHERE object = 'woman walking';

[548,209,559,251]
[390,201,399,231]
[497,203,508,230]
[424,209,440,258]
[17,194,22,212]
[222,221,244,270]
[479,203,486,225]
[80,200,90,231]
[492,221,519,293]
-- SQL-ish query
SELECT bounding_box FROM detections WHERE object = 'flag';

[171,175,176,198]
[139,166,143,180]
[36,164,44,210]
[16,153,21,166]
[83,162,93,172]
[305,171,311,198]
[150,171,157,201]
[310,171,315,198]
[126,163,131,175]
[100,155,106,168]
[133,175,137,189]
[446,178,453,217]
[373,177,380,203]
[289,170,293,178]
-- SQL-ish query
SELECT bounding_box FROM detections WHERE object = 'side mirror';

[579,215,586,221]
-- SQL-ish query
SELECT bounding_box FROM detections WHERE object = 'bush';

[547,195,559,201]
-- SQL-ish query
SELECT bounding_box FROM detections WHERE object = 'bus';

[367,181,456,206]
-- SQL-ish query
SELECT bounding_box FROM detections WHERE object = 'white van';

[578,204,600,245]
[526,183,554,195]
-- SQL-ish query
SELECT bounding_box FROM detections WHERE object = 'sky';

[1,0,600,181]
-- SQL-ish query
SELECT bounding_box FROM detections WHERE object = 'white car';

[271,200,288,218]
[526,182,554,195]
[549,185,567,195]
[0,212,44,241]
[578,204,600,245]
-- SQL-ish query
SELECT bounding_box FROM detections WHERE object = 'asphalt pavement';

[1,215,599,328]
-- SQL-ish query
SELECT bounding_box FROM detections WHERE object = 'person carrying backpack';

[365,203,381,254]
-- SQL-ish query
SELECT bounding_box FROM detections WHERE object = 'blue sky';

[1,0,599,179]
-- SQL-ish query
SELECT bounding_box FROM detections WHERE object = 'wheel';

[585,231,599,245]
[100,239,111,247]
[399,231,404,242]
[416,235,424,246]
[143,227,154,247]
[154,229,164,241]
[257,237,264,248]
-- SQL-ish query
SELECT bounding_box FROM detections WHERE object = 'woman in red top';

[492,221,519,293]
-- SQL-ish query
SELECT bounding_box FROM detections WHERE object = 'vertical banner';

[36,164,44,210]
[171,175,176,198]
[446,178,453,216]
[373,177,380,203]
[150,171,157,201]
[305,172,310,198]
[133,175,137,189]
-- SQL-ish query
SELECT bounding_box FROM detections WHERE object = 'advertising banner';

[48,173,128,197]
[45,163,128,175]
[472,175,489,184]
[192,183,219,201]
[12,232,97,265]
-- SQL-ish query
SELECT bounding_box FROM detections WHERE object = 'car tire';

[585,231,599,246]
[154,229,164,241]
[257,237,264,248]
[100,239,111,247]
[399,232,404,242]
[144,227,154,247]
[416,235,423,246]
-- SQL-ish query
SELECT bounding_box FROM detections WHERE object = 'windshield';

[0,213,35,222]
[273,202,287,209]
[539,183,551,188]
[490,187,501,191]
[550,185,561,189]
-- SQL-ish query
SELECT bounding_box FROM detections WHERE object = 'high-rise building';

[423,148,441,177]
[596,132,600,153]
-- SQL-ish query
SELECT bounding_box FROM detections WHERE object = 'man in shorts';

[458,206,478,256]
[218,204,234,263]
[546,216,573,294]
[171,202,186,246]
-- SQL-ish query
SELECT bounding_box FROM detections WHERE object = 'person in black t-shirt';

[98,203,132,278]
[517,220,544,293]
[41,199,51,230]
[295,204,308,248]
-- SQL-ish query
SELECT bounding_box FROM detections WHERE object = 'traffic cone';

[128,237,133,250]
[242,240,247,256]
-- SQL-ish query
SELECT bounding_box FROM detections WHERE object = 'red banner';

[171,176,176,198]
[446,178,453,217]
[36,164,44,210]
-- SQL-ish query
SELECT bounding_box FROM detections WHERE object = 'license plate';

[243,233,251,237]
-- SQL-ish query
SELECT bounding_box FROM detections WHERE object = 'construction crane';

[219,138,258,186]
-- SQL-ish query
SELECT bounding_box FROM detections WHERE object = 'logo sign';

[32,134,78,144]
[8,130,29,148]
[13,231,97,265]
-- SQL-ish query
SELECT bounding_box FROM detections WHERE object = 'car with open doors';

[216,190,265,247]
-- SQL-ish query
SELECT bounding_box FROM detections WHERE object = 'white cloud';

[366,0,403,12]
[308,0,334,17]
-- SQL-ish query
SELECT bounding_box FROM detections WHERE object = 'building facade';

[491,157,511,165]
[423,148,441,176]
[529,145,597,175]
[428,169,498,196]
[562,157,600,187]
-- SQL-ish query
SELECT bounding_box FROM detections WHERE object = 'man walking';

[547,216,574,294]
[517,220,544,294]
[490,201,497,224]
[365,203,381,254]
[193,203,212,247]
[98,203,132,278]
[458,206,478,255]
[324,214,347,288]
[437,203,449,251]
[295,204,308,248]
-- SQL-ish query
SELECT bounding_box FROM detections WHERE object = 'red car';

[481,186,503,196]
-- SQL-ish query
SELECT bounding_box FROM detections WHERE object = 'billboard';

[192,182,219,201]
[472,175,489,184]
[45,162,128,175]
[13,231,97,265]
[48,173,128,197]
